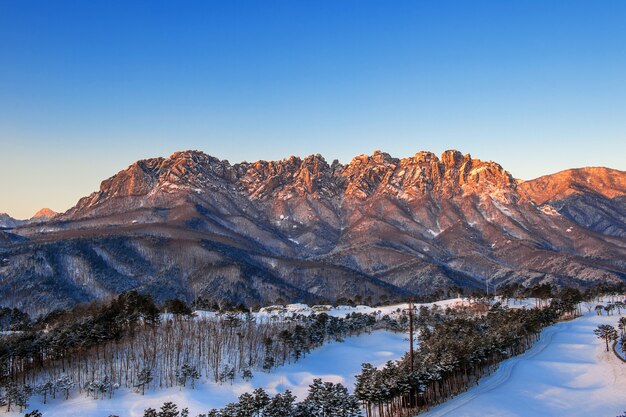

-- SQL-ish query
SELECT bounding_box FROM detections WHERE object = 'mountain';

[1,149,625,315]
[519,167,626,237]
[31,208,58,222]
[0,208,58,229]
[0,213,22,229]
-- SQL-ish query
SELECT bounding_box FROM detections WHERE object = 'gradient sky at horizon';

[1,0,626,218]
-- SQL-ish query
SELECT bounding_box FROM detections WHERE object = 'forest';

[0,291,402,413]
[353,288,584,417]
[0,283,622,416]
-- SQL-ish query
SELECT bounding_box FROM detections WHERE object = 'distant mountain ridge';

[0,213,22,229]
[1,149,625,315]
[0,208,58,228]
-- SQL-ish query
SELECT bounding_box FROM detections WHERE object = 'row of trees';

[594,302,626,316]
[353,293,582,417]
[143,379,360,417]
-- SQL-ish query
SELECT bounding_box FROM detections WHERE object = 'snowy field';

[419,311,626,417]
[7,331,409,417]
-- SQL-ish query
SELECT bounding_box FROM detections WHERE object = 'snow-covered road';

[419,311,626,417]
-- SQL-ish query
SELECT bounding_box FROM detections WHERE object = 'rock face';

[1,150,625,315]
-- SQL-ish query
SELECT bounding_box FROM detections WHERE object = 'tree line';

[140,379,360,417]
[0,291,403,412]
[353,290,584,417]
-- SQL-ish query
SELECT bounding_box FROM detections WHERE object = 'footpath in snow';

[419,311,626,417]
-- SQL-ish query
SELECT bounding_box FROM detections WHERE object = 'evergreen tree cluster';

[0,307,31,332]
[145,380,360,417]
[354,299,578,417]
[0,294,401,411]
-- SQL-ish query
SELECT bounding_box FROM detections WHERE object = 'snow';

[539,205,560,216]
[418,311,626,417]
[491,198,514,218]
[11,331,409,417]
[7,299,622,416]
[256,298,468,320]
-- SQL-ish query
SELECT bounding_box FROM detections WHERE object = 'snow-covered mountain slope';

[0,213,23,229]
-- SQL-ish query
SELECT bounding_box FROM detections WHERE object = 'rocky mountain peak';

[341,151,399,199]
[31,208,57,221]
[65,149,533,217]
[240,154,338,199]
[440,149,467,169]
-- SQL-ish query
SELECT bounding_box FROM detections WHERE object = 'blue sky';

[1,0,625,218]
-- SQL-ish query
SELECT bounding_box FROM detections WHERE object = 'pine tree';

[136,367,154,395]
[355,363,377,417]
[252,388,270,416]
[265,390,296,417]
[158,402,179,417]
[299,378,361,417]
[618,317,626,337]
[143,408,158,417]
[35,380,54,404]
[238,392,256,416]
[56,374,75,400]
[594,324,618,352]
[4,381,31,412]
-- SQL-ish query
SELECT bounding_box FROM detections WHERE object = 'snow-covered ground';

[256,299,465,319]
[419,311,626,417]
[253,296,537,321]
[7,330,409,417]
[5,298,615,416]
[170,298,471,323]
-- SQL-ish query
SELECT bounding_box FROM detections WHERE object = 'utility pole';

[403,300,418,408]
[403,301,416,372]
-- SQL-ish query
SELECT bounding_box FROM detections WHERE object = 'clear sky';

[1,0,625,219]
